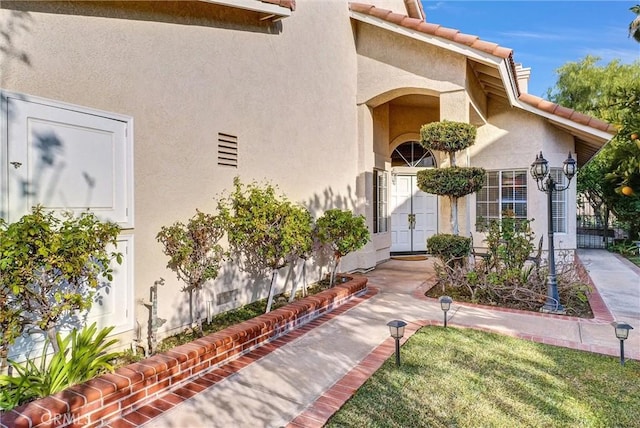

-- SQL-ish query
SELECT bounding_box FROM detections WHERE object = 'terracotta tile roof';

[519,93,616,133]
[260,0,295,11]
[348,2,616,136]
[349,2,512,59]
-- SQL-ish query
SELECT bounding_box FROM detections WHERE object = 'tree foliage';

[547,55,640,238]
[0,206,121,358]
[630,5,640,43]
[217,177,313,312]
[156,210,225,332]
[315,209,370,286]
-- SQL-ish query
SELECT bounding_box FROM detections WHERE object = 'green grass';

[327,327,640,428]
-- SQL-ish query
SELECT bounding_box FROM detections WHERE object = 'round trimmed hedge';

[427,234,471,260]
[416,167,486,198]
[420,121,477,153]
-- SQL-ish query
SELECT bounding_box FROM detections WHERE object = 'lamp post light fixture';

[530,151,577,314]
[612,321,634,365]
[439,296,453,327]
[387,319,407,366]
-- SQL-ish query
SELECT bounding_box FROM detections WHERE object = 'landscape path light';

[612,321,634,365]
[439,296,453,328]
[530,151,576,313]
[387,319,407,367]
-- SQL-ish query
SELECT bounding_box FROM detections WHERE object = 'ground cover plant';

[0,323,119,411]
[326,326,640,428]
[153,280,334,353]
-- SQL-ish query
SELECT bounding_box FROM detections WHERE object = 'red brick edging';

[0,277,368,428]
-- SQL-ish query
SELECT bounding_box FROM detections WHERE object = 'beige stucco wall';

[389,105,438,142]
[470,99,578,250]
[1,0,582,350]
[355,22,465,107]
[0,0,364,341]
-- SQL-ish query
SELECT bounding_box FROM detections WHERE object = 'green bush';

[0,206,121,359]
[416,167,486,198]
[315,209,370,286]
[427,234,471,261]
[420,121,477,153]
[217,177,313,312]
[487,218,534,271]
[157,210,226,332]
[0,323,119,411]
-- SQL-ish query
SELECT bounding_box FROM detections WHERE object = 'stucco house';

[0,0,614,357]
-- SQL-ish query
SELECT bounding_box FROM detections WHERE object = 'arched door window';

[391,141,436,167]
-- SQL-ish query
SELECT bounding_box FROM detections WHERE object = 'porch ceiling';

[388,94,439,108]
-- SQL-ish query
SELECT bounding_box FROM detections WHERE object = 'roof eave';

[350,10,508,67]
[198,0,293,19]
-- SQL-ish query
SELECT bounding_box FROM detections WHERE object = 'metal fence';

[576,195,625,249]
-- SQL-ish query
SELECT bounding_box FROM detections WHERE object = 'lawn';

[326,327,640,428]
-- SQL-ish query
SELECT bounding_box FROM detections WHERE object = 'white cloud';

[582,47,640,63]
[499,30,579,41]
[424,1,446,10]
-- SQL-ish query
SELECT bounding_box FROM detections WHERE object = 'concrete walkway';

[112,249,639,428]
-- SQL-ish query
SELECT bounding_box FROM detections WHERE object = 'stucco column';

[355,103,377,269]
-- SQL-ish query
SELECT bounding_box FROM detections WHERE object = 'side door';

[1,92,134,349]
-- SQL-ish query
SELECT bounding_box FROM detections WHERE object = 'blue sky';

[421,1,640,97]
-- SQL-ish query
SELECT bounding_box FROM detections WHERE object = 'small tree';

[0,206,121,361]
[218,178,313,313]
[417,121,485,235]
[315,209,370,286]
[156,210,225,334]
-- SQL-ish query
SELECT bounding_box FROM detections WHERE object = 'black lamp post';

[387,320,407,366]
[530,151,577,313]
[439,296,453,327]
[612,321,634,365]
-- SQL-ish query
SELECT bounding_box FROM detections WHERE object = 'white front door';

[390,175,437,253]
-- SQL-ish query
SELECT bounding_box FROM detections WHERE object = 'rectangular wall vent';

[216,289,239,306]
[218,132,238,168]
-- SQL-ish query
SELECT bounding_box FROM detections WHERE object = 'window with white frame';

[373,169,388,233]
[476,170,527,230]
[550,168,567,233]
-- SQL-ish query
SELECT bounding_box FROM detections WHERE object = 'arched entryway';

[390,141,438,253]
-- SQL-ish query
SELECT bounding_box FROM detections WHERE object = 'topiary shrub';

[427,234,471,263]
[416,167,486,197]
[418,120,485,235]
[420,120,477,154]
